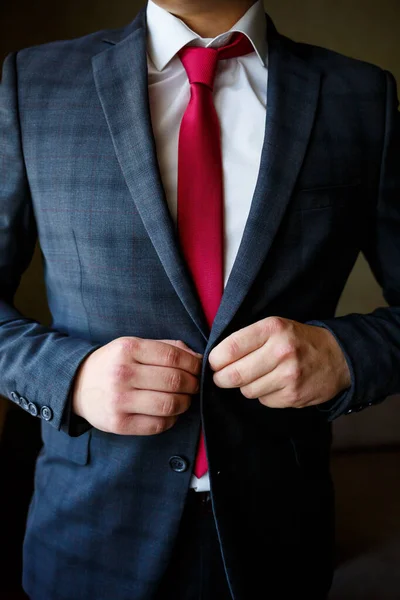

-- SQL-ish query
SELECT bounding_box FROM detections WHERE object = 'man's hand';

[208,317,351,408]
[72,337,203,435]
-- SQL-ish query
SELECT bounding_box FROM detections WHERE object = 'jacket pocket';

[291,182,361,211]
[41,422,91,465]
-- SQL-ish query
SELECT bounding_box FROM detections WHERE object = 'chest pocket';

[290,182,362,211]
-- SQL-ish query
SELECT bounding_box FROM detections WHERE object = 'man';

[0,0,399,597]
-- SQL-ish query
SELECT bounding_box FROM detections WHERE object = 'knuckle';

[181,395,192,412]
[274,342,298,360]
[160,396,176,417]
[164,345,180,368]
[116,336,140,356]
[166,370,182,391]
[240,385,255,399]
[229,366,243,386]
[130,417,160,436]
[177,394,191,413]
[285,362,302,382]
[258,396,269,407]
[265,316,286,334]
[175,340,187,347]
[227,336,241,360]
[163,417,178,432]
[152,418,170,435]
[109,390,126,410]
[110,362,131,383]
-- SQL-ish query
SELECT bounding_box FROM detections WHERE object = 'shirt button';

[40,406,53,421]
[28,402,39,417]
[11,391,21,405]
[19,396,30,411]
[169,456,189,473]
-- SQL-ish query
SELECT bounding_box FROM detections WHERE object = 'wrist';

[71,360,88,419]
[324,328,351,392]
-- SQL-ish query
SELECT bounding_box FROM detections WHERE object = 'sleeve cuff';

[59,346,100,437]
[306,319,357,421]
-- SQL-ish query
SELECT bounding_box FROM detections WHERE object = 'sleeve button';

[11,391,21,405]
[28,402,39,417]
[40,406,53,421]
[19,396,30,410]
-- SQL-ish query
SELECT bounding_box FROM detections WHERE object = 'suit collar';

[99,3,146,46]
[145,0,267,71]
[99,2,268,64]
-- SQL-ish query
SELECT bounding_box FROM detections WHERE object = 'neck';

[152,1,257,38]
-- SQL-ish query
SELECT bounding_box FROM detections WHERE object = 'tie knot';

[178,32,254,90]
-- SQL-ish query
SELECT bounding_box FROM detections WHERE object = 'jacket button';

[19,396,30,411]
[28,402,39,417]
[40,406,53,421]
[11,391,21,405]
[169,456,189,473]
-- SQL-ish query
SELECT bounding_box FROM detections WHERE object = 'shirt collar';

[146,0,267,71]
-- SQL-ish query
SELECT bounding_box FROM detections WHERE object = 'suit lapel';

[91,9,321,349]
[92,7,210,342]
[208,17,321,348]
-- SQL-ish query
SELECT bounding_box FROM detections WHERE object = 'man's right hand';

[71,337,203,435]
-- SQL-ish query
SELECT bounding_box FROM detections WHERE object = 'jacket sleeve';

[306,69,400,421]
[0,51,101,434]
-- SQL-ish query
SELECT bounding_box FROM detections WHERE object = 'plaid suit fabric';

[1,6,400,599]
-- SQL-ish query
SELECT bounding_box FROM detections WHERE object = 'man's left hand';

[208,317,351,408]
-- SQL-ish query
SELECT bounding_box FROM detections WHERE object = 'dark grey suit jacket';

[0,4,399,599]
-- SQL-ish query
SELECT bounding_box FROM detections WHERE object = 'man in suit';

[1,0,399,597]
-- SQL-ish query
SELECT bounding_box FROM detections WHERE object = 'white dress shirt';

[146,0,269,491]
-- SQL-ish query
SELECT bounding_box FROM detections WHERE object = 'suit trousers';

[153,490,233,600]
[153,488,332,600]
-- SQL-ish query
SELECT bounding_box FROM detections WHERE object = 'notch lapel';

[208,17,321,349]
[92,7,210,341]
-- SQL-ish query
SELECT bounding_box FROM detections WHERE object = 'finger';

[124,390,192,417]
[122,337,203,376]
[160,339,203,358]
[213,342,279,389]
[239,364,286,400]
[256,390,290,409]
[158,340,203,372]
[258,391,326,410]
[208,317,282,371]
[129,363,200,394]
[112,413,178,436]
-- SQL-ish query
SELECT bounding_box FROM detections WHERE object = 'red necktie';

[177,33,254,479]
